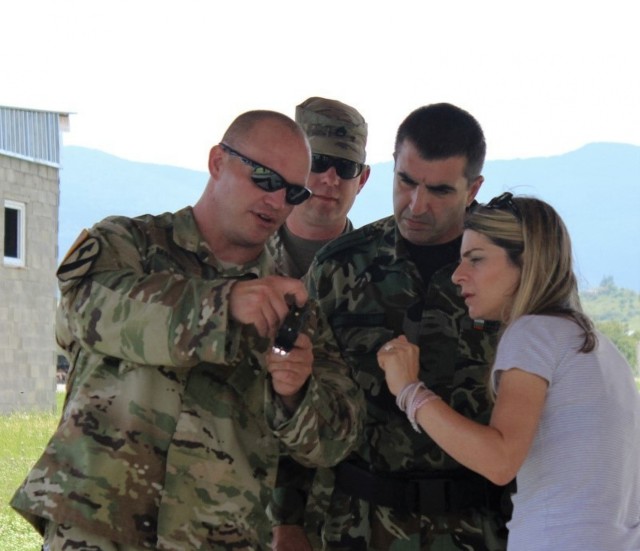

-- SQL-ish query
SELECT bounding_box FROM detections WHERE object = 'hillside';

[580,279,640,370]
[582,277,640,332]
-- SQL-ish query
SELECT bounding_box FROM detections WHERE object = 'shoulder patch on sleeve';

[57,230,101,281]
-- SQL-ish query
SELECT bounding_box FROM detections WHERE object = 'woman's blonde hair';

[464,194,596,352]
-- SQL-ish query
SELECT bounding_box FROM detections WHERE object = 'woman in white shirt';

[378,193,640,551]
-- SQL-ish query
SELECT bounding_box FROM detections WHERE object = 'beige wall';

[0,153,59,413]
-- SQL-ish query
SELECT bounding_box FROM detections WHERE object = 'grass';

[0,392,63,551]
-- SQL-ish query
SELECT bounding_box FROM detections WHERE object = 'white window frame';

[4,200,26,267]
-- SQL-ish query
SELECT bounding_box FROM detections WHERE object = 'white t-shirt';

[493,315,640,551]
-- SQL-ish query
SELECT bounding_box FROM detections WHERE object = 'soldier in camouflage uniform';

[273,104,511,550]
[268,98,369,550]
[11,110,364,550]
[267,96,370,279]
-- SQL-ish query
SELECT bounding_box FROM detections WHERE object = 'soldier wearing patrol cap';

[268,98,369,549]
[268,96,370,278]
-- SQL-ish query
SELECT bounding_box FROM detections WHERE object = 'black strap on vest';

[334,461,511,515]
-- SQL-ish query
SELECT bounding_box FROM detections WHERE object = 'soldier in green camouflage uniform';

[267,98,369,550]
[11,110,364,550]
[267,96,369,279]
[272,104,511,550]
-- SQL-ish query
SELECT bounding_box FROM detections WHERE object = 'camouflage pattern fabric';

[11,206,364,550]
[268,459,333,550]
[266,219,354,279]
[266,218,354,549]
[44,520,146,550]
[295,97,368,164]
[271,215,509,550]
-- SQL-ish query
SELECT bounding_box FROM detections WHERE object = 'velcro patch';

[57,230,101,281]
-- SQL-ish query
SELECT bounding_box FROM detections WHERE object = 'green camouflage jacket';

[266,219,355,279]
[309,215,497,472]
[11,207,364,550]
[272,215,506,550]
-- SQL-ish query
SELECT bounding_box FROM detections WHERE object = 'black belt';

[334,461,509,515]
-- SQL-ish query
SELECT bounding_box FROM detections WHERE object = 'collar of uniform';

[391,218,411,261]
[172,206,275,277]
[173,206,203,253]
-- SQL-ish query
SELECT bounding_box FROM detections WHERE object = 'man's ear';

[208,144,225,178]
[467,175,484,206]
[356,165,371,194]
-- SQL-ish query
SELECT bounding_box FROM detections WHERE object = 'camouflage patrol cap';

[295,97,368,164]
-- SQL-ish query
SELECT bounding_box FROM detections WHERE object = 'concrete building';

[1,105,70,413]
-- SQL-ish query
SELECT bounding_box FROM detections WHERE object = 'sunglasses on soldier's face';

[311,153,364,179]
[219,143,312,205]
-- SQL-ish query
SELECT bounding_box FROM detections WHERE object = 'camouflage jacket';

[11,207,364,550]
[308,215,497,473]
[266,219,355,278]
[270,215,504,546]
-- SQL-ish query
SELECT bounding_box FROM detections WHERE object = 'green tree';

[595,320,638,375]
[599,275,615,290]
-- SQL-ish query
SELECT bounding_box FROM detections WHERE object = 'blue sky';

[3,0,639,170]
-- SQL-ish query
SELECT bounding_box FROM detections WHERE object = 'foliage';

[581,277,640,373]
[581,277,640,332]
[594,320,638,374]
[0,393,63,551]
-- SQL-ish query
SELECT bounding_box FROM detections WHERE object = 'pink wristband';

[396,381,441,432]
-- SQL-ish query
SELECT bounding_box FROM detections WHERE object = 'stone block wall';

[0,153,59,413]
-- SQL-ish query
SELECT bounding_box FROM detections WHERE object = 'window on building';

[4,200,26,267]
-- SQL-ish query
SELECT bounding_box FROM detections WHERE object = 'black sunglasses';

[219,143,312,205]
[482,192,522,221]
[311,153,364,179]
